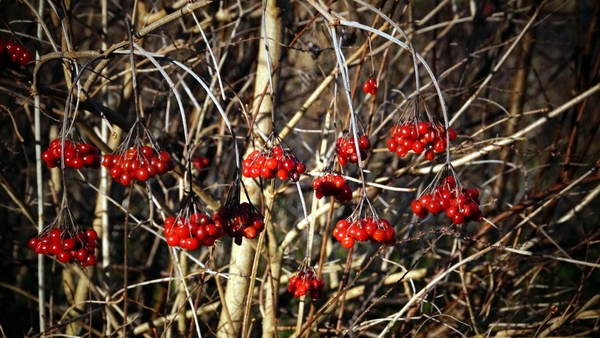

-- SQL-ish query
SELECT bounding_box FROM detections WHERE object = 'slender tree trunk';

[217,0,284,337]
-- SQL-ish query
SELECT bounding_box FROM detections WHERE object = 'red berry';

[448,128,457,141]
[122,160,135,173]
[49,228,62,242]
[443,176,456,188]
[85,254,97,266]
[415,208,429,219]
[195,226,207,240]
[433,140,446,153]
[333,175,345,189]
[5,42,16,54]
[446,206,459,219]
[140,146,154,159]
[341,236,355,249]
[18,50,33,66]
[296,162,306,174]
[86,229,98,241]
[372,229,386,242]
[64,147,76,160]
[282,159,295,172]
[362,77,377,95]
[242,166,252,178]
[461,204,473,217]
[272,146,283,158]
[276,169,289,180]
[424,149,435,161]
[120,173,133,186]
[395,146,409,157]
[426,200,442,214]
[410,200,424,214]
[76,248,88,262]
[205,223,219,236]
[358,135,371,150]
[202,237,215,246]
[352,227,368,242]
[37,242,49,254]
[71,157,84,169]
[265,157,278,170]
[166,234,180,246]
[164,216,176,230]
[260,166,274,179]
[158,151,171,163]
[364,222,376,236]
[28,237,40,250]
[57,251,72,263]
[313,178,322,190]
[182,237,200,250]
[467,188,480,199]
[417,122,430,135]
[136,167,150,181]
[82,154,95,166]
[62,238,76,251]
[155,161,168,174]
[362,81,372,94]
[243,226,257,239]
[452,214,465,225]
[386,138,397,152]
[418,195,432,207]
[439,197,451,211]
[336,219,350,230]
[412,141,425,154]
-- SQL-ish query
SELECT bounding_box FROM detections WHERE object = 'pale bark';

[216,0,284,336]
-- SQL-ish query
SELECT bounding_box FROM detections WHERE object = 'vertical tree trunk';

[217,0,284,337]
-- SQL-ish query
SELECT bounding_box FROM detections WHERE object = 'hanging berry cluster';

[192,155,210,172]
[332,198,396,249]
[313,173,353,202]
[336,133,371,166]
[42,138,101,169]
[102,146,174,185]
[411,170,483,225]
[242,144,306,182]
[386,95,458,161]
[386,121,457,160]
[213,180,265,245]
[0,39,33,68]
[101,122,174,186]
[287,267,325,299]
[333,217,395,249]
[164,212,224,250]
[28,209,98,267]
[214,202,265,244]
[162,188,226,250]
[362,76,377,95]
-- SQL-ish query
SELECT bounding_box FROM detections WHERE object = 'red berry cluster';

[0,39,33,68]
[28,228,98,267]
[242,145,306,182]
[333,217,395,249]
[192,155,210,171]
[313,173,352,202]
[163,213,224,250]
[410,176,483,224]
[362,77,377,95]
[386,121,457,160]
[287,269,325,299]
[336,134,371,165]
[214,202,264,245]
[101,146,175,185]
[42,139,101,169]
